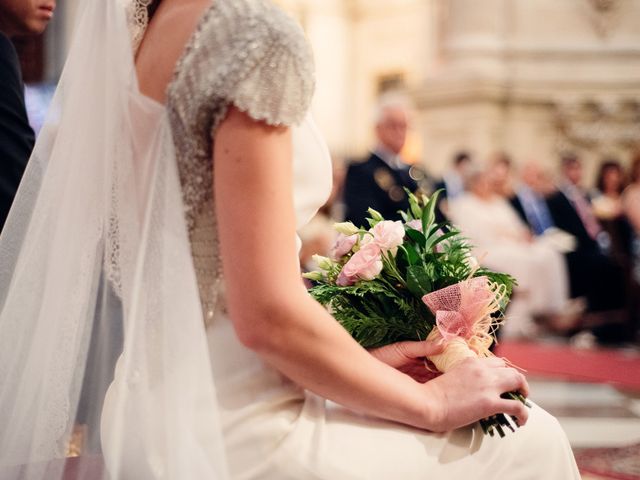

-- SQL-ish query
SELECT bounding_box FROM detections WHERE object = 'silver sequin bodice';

[164,0,314,323]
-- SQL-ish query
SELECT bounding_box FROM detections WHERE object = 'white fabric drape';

[0,0,229,478]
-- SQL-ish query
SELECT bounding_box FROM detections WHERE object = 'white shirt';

[373,145,405,170]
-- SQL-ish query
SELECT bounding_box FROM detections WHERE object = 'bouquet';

[303,190,529,437]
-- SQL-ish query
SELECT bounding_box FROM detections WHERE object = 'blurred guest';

[547,154,608,250]
[622,153,640,334]
[546,154,627,337]
[449,166,569,338]
[343,94,418,227]
[510,162,556,236]
[622,153,640,235]
[510,162,582,259]
[538,166,558,196]
[434,151,473,216]
[591,159,633,274]
[488,151,515,197]
[591,159,626,221]
[0,0,55,232]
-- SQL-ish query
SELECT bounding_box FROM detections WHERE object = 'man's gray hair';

[372,91,412,126]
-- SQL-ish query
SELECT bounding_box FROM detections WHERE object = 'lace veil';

[0,0,229,478]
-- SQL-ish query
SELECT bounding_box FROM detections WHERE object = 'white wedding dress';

[101,1,580,479]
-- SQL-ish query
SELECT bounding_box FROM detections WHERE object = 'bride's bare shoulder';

[135,0,213,104]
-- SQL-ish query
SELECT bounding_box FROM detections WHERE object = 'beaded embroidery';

[127,0,315,324]
[125,0,154,54]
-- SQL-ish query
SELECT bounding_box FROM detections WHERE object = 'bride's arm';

[214,107,530,432]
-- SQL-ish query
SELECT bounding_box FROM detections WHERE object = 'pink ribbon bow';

[421,277,494,342]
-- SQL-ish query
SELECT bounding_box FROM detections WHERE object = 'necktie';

[569,188,601,240]
[520,190,553,235]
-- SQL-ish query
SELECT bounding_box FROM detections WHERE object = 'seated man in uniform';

[343,94,429,227]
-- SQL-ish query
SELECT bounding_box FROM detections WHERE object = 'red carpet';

[575,443,640,480]
[495,341,640,390]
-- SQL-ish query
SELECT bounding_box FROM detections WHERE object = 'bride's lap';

[204,320,579,479]
[103,371,579,480]
[253,394,579,480]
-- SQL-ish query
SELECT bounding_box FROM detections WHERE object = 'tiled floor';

[527,375,640,479]
[528,377,640,449]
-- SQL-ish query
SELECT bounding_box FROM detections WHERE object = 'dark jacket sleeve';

[0,34,35,230]
[343,162,378,228]
[546,191,598,252]
[509,195,529,228]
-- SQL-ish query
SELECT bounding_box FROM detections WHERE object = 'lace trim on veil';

[105,0,155,298]
[124,0,154,54]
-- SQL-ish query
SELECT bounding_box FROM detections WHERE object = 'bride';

[0,0,580,478]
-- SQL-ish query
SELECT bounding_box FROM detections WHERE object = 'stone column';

[414,0,640,179]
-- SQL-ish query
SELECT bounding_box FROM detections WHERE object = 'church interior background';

[13,1,640,478]
[280,0,640,182]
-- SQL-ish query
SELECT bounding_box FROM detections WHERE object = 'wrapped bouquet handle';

[422,276,503,372]
[422,277,529,437]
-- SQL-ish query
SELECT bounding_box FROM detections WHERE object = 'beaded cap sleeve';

[164,0,314,323]
[166,0,314,230]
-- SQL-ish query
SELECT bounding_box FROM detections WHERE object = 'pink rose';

[331,233,358,259]
[336,269,357,286]
[337,243,383,285]
[406,219,422,232]
[371,220,405,254]
[433,228,446,253]
[360,233,373,246]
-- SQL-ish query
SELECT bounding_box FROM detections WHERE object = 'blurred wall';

[414,0,640,178]
[282,0,640,180]
[277,0,436,160]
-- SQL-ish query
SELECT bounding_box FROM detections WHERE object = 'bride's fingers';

[369,343,406,367]
[482,357,507,368]
[494,398,530,426]
[370,340,444,367]
[394,340,444,359]
[496,368,529,398]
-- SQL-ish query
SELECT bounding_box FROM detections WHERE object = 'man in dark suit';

[343,95,420,227]
[510,157,627,342]
[0,0,55,231]
[510,163,556,237]
[546,155,626,316]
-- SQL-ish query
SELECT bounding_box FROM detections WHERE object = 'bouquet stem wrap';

[422,276,527,437]
[422,276,505,372]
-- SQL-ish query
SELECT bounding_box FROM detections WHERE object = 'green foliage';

[405,228,426,248]
[307,189,517,347]
[406,265,432,299]
[308,280,433,348]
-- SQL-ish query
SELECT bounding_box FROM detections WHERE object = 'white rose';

[371,220,405,255]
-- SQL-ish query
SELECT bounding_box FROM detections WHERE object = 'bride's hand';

[369,340,444,383]
[421,357,530,432]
